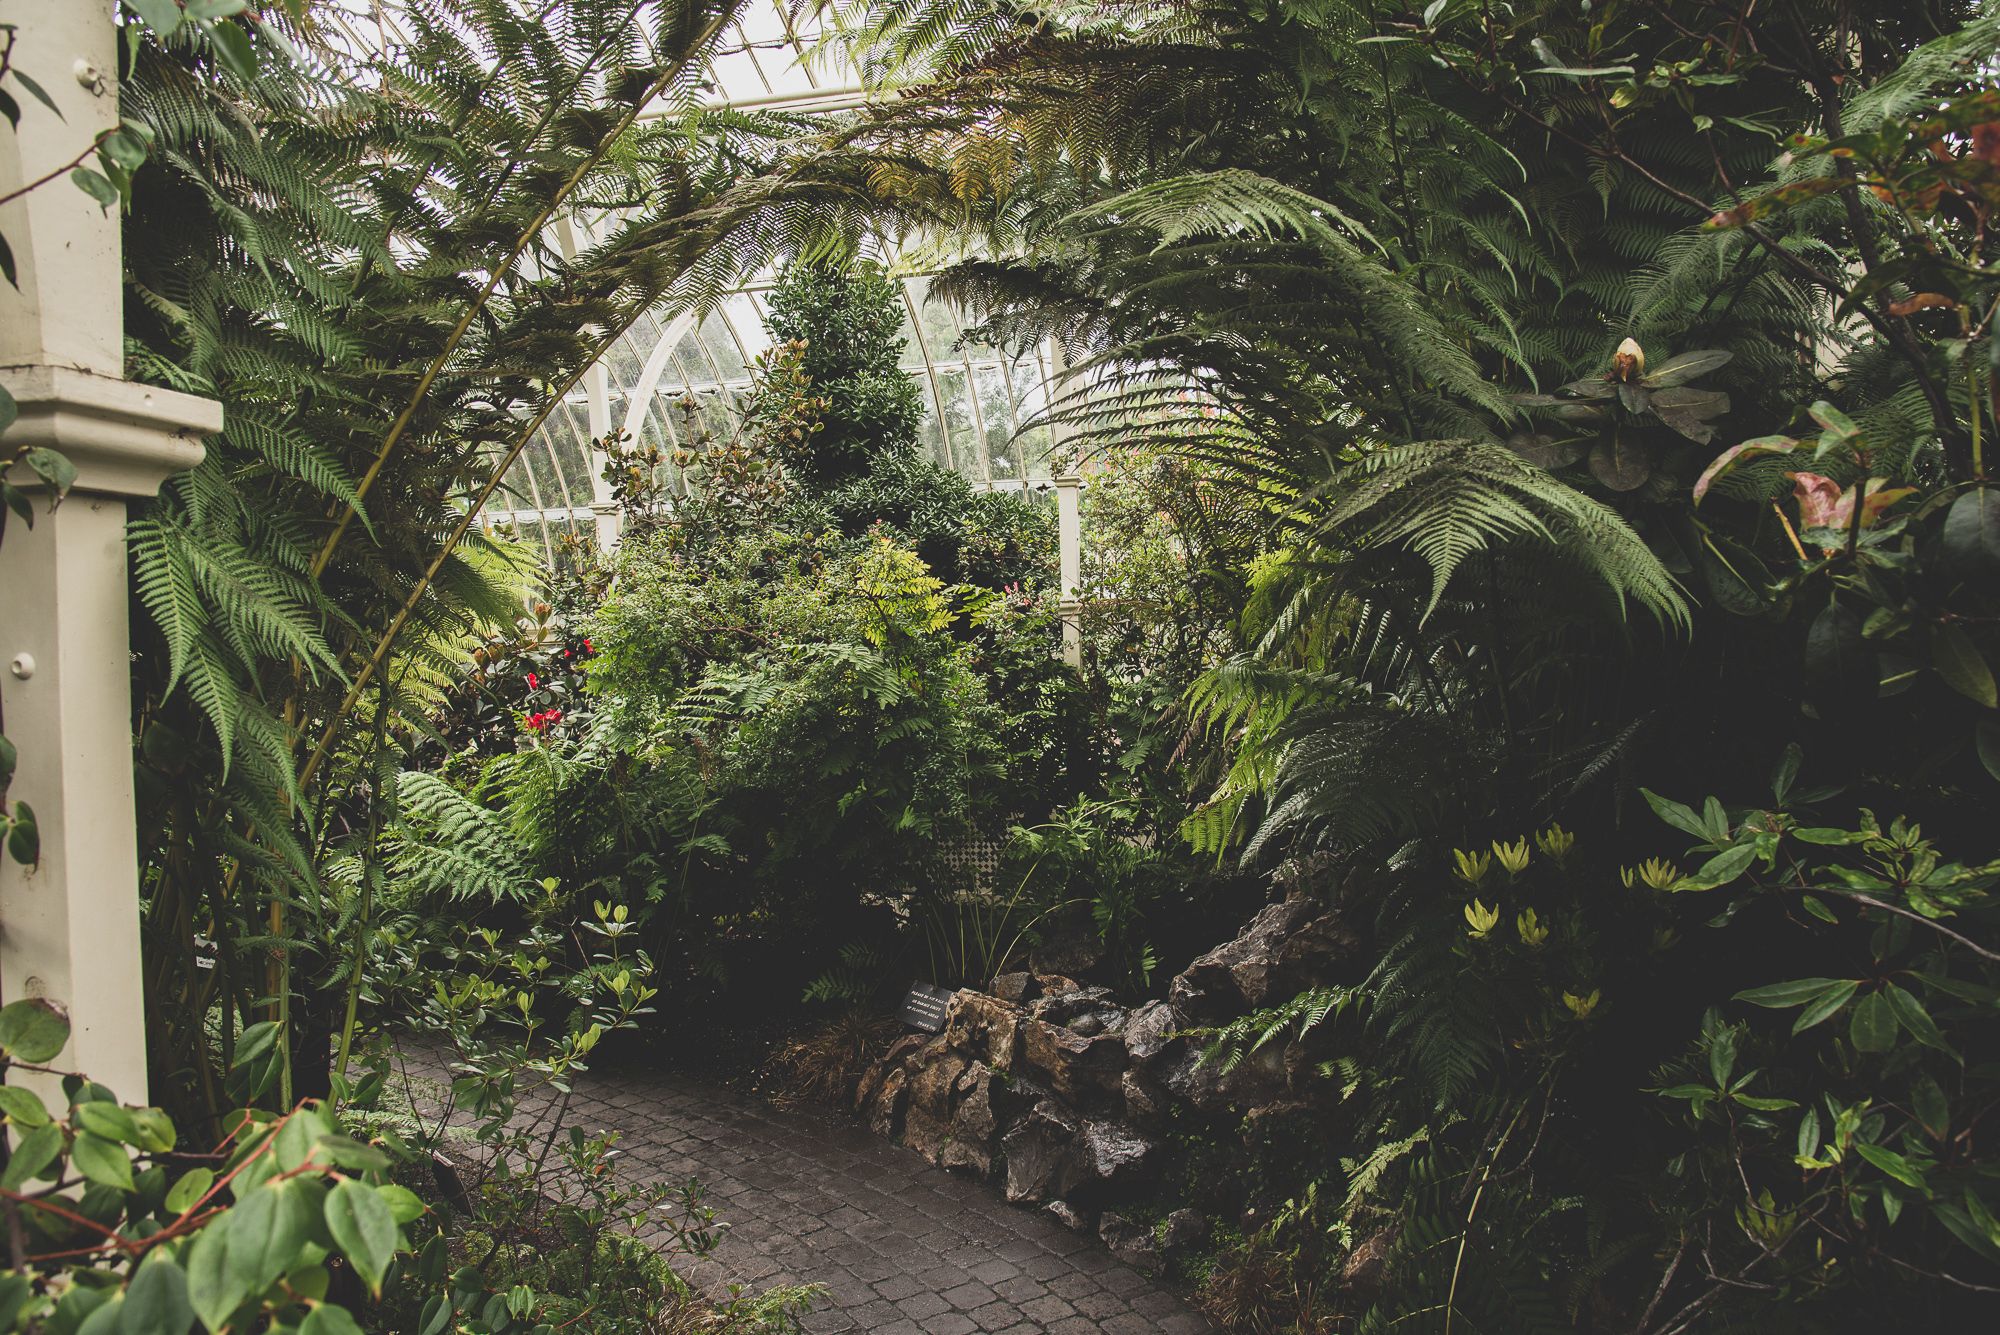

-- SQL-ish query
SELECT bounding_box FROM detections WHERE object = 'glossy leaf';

[121,1256,193,1335]
[1644,349,1733,387]
[1854,1142,1927,1190]
[227,1181,312,1297]
[1793,979,1860,1033]
[166,1167,216,1214]
[1849,990,1898,1052]
[1883,984,1953,1055]
[325,1179,398,1295]
[72,1129,135,1191]
[187,1217,249,1334]
[300,1305,366,1335]
[75,1101,140,1146]
[0,1121,62,1190]
[71,167,120,211]
[1694,435,1797,502]
[0,997,70,1062]
[0,1084,49,1127]
[1736,977,1854,1007]
[1941,488,2000,578]
[5,801,38,867]
[126,0,183,33]
[1930,623,1997,708]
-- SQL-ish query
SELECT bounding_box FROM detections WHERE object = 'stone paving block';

[394,1045,1218,1333]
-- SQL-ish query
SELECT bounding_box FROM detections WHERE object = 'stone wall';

[851,895,1359,1272]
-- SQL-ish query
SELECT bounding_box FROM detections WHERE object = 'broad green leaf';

[1707,1025,1736,1089]
[130,1107,177,1154]
[8,67,61,122]
[1930,623,1997,709]
[99,128,149,173]
[1941,487,2000,578]
[272,1107,327,1171]
[75,1293,122,1335]
[1882,984,1953,1055]
[377,1183,427,1224]
[417,1295,452,1335]
[166,1167,216,1214]
[0,1274,28,1329]
[1808,400,1861,442]
[1770,742,1802,804]
[1979,718,2000,782]
[1849,990,1898,1052]
[1732,1094,1797,1111]
[0,997,70,1062]
[1736,977,1852,1008]
[0,732,15,788]
[127,0,183,33]
[187,1215,249,1334]
[72,1129,134,1191]
[226,1181,311,1297]
[1646,349,1733,387]
[1684,841,1758,889]
[121,1255,193,1335]
[1641,788,1708,840]
[0,1121,62,1190]
[6,802,38,866]
[1854,1142,1928,1190]
[1935,1198,2000,1263]
[75,1101,140,1146]
[314,1135,389,1172]
[300,1304,366,1335]
[1914,1076,1949,1139]
[203,19,260,80]
[1797,1106,1822,1159]
[324,1178,398,1295]
[188,0,252,17]
[0,1084,50,1127]
[1792,979,1860,1033]
[1792,826,1866,845]
[71,167,119,211]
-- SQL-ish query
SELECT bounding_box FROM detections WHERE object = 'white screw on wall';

[9,652,34,680]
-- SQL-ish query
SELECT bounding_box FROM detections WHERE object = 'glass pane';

[698,310,749,382]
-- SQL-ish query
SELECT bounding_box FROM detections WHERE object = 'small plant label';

[899,981,952,1033]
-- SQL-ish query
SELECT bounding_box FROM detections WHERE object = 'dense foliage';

[4,0,1997,1330]
[819,0,2000,1328]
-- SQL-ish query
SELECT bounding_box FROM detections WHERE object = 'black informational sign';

[900,981,953,1033]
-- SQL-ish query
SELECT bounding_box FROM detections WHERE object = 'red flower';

[582,638,592,654]
[526,672,539,689]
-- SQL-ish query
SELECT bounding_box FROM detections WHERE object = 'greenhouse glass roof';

[315,0,1068,560]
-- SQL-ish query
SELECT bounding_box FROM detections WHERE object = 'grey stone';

[1065,1121,1158,1194]
[1160,1209,1206,1254]
[1122,1000,1181,1066]
[1002,1099,1079,1203]
[1044,1198,1093,1232]
[991,971,1036,1005]
[945,990,1024,1072]
[1021,1017,1128,1104]
[1097,1213,1161,1273]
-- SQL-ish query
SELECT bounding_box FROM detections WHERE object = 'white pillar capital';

[1,365,217,498]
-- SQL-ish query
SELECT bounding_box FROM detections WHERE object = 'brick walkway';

[407,1055,1218,1334]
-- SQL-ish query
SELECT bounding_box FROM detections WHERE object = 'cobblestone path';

[419,1058,1219,1334]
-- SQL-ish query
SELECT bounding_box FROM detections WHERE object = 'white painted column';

[1055,474,1082,669]
[0,2,219,1103]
